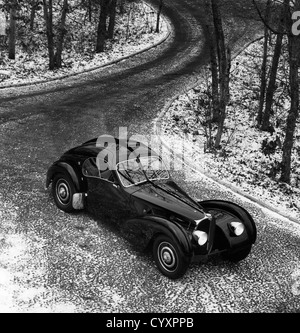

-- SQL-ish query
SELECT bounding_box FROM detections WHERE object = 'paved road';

[0,0,299,313]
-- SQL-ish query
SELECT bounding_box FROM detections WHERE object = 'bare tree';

[155,0,163,33]
[43,0,69,70]
[8,0,17,59]
[96,0,110,52]
[54,0,69,68]
[201,0,231,150]
[108,0,117,39]
[119,0,125,14]
[261,0,288,131]
[204,0,219,125]
[210,0,231,149]
[257,0,271,126]
[87,0,92,22]
[29,0,40,30]
[43,0,55,69]
[254,0,300,183]
[280,0,300,183]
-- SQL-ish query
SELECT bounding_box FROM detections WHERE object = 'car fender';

[121,216,193,256]
[46,161,81,192]
[198,200,257,249]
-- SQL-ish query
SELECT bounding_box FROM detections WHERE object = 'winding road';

[0,0,299,313]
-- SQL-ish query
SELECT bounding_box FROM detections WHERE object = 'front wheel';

[52,173,76,212]
[222,245,252,262]
[152,235,189,279]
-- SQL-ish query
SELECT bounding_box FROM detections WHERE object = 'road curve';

[0,0,299,313]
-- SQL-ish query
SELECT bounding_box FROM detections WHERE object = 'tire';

[222,245,252,262]
[152,235,189,279]
[52,173,76,212]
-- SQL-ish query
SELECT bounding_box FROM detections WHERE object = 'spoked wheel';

[222,245,252,262]
[153,235,189,279]
[52,173,76,212]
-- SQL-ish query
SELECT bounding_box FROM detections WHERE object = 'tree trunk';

[257,0,271,126]
[261,1,287,131]
[261,31,283,131]
[211,0,230,149]
[88,0,92,22]
[43,0,55,70]
[108,0,117,39]
[155,0,163,33]
[119,0,125,14]
[280,1,300,184]
[215,46,231,149]
[8,1,16,60]
[30,1,37,30]
[96,0,109,53]
[204,0,219,124]
[54,0,69,68]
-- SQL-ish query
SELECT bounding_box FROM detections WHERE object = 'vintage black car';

[46,136,257,279]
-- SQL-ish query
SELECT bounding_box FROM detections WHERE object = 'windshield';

[117,156,169,187]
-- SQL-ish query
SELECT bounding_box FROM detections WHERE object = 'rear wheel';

[153,235,189,279]
[52,173,75,212]
[222,245,252,262]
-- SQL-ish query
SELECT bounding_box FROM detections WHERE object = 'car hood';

[131,181,205,221]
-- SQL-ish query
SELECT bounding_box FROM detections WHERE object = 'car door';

[82,157,134,225]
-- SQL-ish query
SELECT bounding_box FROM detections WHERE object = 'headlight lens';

[230,222,245,236]
[193,230,208,246]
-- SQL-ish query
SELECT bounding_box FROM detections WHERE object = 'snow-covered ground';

[160,39,300,222]
[0,1,169,88]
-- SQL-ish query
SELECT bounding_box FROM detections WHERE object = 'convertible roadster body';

[46,136,257,279]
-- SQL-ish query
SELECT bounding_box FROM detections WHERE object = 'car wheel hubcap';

[163,251,172,264]
[158,242,177,272]
[56,180,70,205]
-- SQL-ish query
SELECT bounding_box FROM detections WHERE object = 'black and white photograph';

[0,0,299,316]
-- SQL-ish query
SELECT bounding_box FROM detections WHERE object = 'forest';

[200,0,299,185]
[0,0,165,84]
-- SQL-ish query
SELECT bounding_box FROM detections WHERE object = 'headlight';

[192,230,208,246]
[229,222,245,236]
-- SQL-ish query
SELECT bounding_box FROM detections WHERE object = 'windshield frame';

[116,155,170,188]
